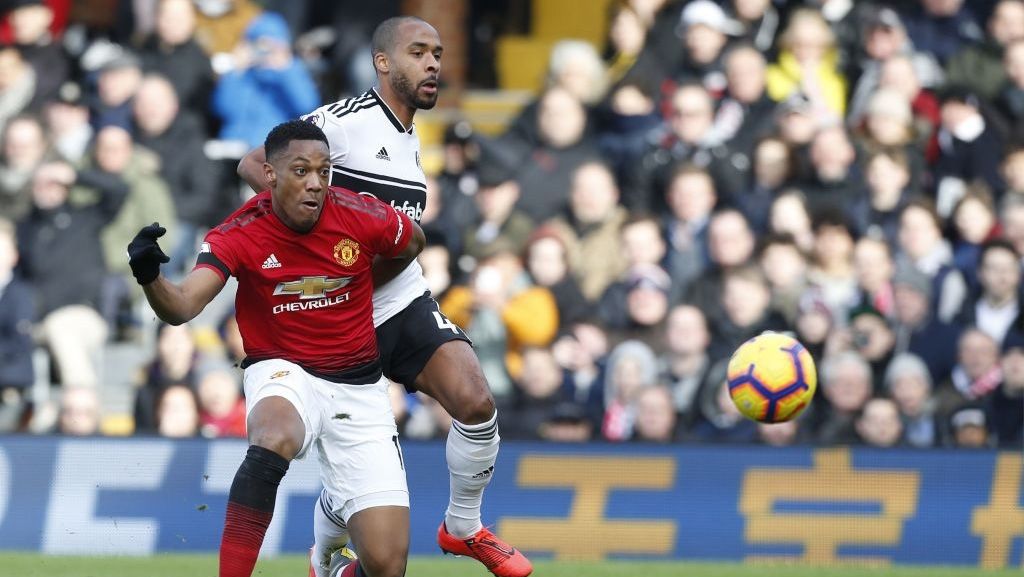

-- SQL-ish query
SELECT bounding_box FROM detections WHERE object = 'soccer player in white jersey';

[237,16,533,577]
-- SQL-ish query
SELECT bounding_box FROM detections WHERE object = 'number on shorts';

[432,310,459,334]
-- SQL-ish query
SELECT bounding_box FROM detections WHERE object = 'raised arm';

[237,145,269,193]
[373,220,426,288]
[128,223,225,325]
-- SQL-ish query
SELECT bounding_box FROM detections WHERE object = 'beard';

[392,69,438,110]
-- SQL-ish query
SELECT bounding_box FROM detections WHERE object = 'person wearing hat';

[43,81,91,165]
[891,263,963,384]
[460,141,534,263]
[947,405,991,448]
[948,0,1024,101]
[211,12,319,148]
[90,50,143,131]
[674,0,741,96]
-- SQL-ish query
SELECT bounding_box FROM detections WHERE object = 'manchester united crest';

[334,238,360,266]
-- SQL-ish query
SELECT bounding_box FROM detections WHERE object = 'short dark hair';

[264,120,328,163]
[980,237,1020,264]
[371,16,425,57]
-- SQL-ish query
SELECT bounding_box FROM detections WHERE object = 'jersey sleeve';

[301,105,350,165]
[373,205,414,259]
[194,226,240,281]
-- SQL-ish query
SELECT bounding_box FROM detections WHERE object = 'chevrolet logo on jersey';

[274,276,352,300]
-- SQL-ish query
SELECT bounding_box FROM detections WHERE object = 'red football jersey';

[195,187,412,372]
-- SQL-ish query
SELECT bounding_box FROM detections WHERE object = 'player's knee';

[456,392,496,426]
[248,428,302,461]
[359,546,407,577]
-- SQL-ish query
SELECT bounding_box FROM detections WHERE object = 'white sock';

[312,490,349,577]
[444,411,500,538]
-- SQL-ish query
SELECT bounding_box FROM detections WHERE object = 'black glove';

[127,222,170,285]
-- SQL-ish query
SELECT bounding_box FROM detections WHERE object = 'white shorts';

[243,359,409,522]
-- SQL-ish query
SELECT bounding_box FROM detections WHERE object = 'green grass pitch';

[1,553,1020,577]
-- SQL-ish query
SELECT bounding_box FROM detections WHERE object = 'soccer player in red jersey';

[238,17,533,577]
[127,119,425,577]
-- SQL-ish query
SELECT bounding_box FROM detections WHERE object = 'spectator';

[133,74,220,274]
[599,261,672,343]
[801,125,864,214]
[950,187,1002,291]
[840,304,897,387]
[693,361,758,442]
[768,189,815,252]
[192,0,263,57]
[991,334,1024,447]
[441,249,559,398]
[601,339,659,441]
[757,420,802,446]
[134,323,202,432]
[766,8,846,121]
[934,87,1004,216]
[726,0,781,55]
[461,152,533,262]
[139,0,216,120]
[658,304,712,429]
[807,210,859,324]
[936,328,1003,419]
[523,227,588,330]
[211,12,319,149]
[849,147,914,247]
[662,164,716,298]
[891,264,962,384]
[857,88,927,191]
[17,161,127,388]
[0,217,34,420]
[1002,146,1024,197]
[673,0,739,96]
[89,51,143,132]
[903,0,985,66]
[948,0,1024,101]
[712,264,787,359]
[43,82,91,165]
[947,405,992,448]
[853,235,897,319]
[551,320,609,421]
[774,92,819,156]
[9,0,68,106]
[0,46,37,131]
[1001,193,1024,257]
[684,208,757,328]
[631,385,678,442]
[195,361,245,438]
[57,386,102,436]
[885,352,940,448]
[548,161,629,302]
[155,383,200,438]
[995,39,1024,143]
[539,402,593,443]
[0,114,49,221]
[511,86,601,222]
[897,199,968,323]
[418,241,453,302]
[855,397,904,447]
[758,233,809,325]
[814,351,873,445]
[500,346,569,441]
[596,80,662,188]
[738,136,794,233]
[794,291,834,362]
[879,55,942,164]
[605,1,649,84]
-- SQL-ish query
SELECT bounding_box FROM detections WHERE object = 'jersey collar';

[370,87,415,134]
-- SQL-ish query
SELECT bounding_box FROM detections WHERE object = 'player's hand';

[127,222,170,285]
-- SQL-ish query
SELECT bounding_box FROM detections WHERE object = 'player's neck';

[375,84,415,130]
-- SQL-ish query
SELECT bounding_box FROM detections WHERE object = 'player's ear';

[263,162,277,189]
[374,51,389,74]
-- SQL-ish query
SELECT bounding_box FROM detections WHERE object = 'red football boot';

[437,522,533,577]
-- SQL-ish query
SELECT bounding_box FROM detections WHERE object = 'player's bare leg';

[331,506,410,577]
[415,340,533,577]
[220,397,305,577]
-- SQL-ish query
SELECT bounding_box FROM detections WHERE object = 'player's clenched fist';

[127,222,170,285]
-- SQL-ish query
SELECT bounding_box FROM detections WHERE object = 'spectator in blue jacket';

[211,12,318,148]
[0,217,34,403]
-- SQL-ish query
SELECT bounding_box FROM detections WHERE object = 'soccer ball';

[726,332,817,423]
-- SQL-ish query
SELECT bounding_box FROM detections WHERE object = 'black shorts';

[375,291,472,391]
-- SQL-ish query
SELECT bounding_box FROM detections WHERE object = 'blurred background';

[0,0,1020,571]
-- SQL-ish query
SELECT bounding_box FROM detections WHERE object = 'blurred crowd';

[0,0,1021,450]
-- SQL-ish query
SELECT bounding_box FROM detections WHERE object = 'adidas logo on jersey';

[375,147,391,161]
[262,254,282,269]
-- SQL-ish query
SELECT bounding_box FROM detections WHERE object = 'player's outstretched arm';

[237,145,270,193]
[372,220,426,288]
[128,223,225,325]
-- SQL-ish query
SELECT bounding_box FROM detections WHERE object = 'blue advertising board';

[0,437,1019,568]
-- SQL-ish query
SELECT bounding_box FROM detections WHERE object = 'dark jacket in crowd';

[0,275,35,389]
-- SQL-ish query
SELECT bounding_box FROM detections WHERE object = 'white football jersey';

[303,88,429,327]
